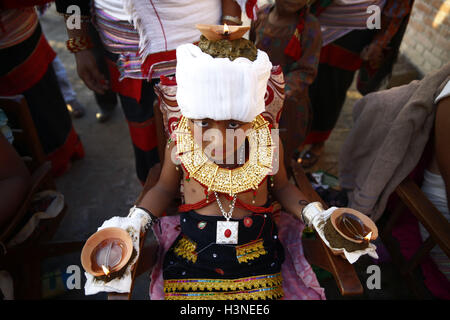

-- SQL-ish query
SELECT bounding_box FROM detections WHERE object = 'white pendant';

[216,220,239,245]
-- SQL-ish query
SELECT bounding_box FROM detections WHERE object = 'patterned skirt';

[162,210,285,300]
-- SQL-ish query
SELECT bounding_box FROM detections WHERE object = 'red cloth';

[179,196,273,214]
[303,130,332,145]
[0,0,53,9]
[0,34,56,96]
[106,58,142,102]
[284,8,306,61]
[126,117,158,152]
[319,43,363,72]
[246,0,258,20]
[46,126,85,177]
[141,49,176,79]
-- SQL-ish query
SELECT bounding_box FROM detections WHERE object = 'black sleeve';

[55,0,91,16]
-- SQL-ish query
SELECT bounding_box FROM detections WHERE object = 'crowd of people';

[0,0,448,299]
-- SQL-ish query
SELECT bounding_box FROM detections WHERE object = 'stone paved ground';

[38,6,432,300]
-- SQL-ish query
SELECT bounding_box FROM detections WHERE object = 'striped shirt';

[317,0,386,46]
[93,7,146,80]
[0,8,38,50]
[93,7,179,80]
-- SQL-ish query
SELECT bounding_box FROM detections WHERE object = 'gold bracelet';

[66,36,94,53]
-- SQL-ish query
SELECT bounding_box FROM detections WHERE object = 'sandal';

[67,100,86,118]
[298,150,320,169]
[96,109,113,123]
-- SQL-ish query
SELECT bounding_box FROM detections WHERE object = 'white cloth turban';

[175,43,272,123]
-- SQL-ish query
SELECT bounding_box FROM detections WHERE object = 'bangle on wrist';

[299,200,309,224]
[222,15,243,25]
[130,205,159,228]
[302,201,324,228]
[66,36,93,53]
[62,13,91,22]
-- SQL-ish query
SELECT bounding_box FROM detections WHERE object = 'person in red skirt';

[0,1,85,176]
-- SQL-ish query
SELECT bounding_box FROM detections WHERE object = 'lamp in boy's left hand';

[330,208,378,244]
[363,231,373,243]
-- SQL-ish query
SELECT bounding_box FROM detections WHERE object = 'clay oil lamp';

[81,227,133,277]
[330,208,378,244]
[195,23,250,41]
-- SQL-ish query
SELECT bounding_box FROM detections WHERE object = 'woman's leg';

[300,63,356,168]
[22,62,84,176]
[118,80,160,184]
[52,55,86,118]
[88,23,118,123]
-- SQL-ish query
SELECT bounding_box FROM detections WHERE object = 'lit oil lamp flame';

[101,265,110,276]
[364,232,373,242]
[223,23,229,36]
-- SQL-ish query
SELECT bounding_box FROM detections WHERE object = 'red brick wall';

[400,0,450,76]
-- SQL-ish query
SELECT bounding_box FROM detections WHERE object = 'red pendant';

[216,221,238,244]
[244,217,253,228]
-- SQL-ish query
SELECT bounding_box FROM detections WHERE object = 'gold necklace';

[175,115,274,196]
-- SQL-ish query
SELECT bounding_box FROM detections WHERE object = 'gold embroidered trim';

[175,115,274,196]
[164,272,283,293]
[236,239,267,264]
[165,286,284,300]
[173,235,198,263]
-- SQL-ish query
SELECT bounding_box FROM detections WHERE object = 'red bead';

[224,229,232,238]
[215,268,225,275]
[244,217,253,228]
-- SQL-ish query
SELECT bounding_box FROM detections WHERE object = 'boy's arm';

[271,141,309,222]
[221,0,242,25]
[136,142,182,218]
